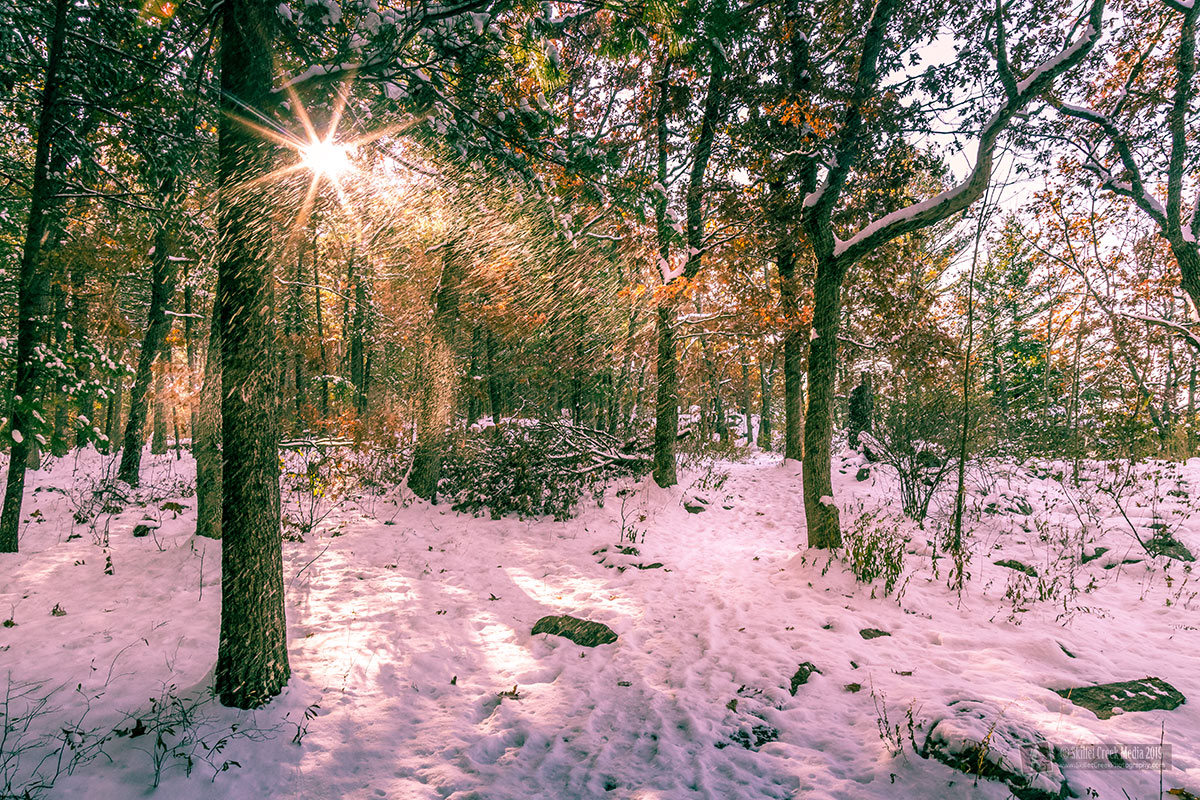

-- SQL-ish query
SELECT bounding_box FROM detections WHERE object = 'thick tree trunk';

[408,244,465,500]
[802,257,844,549]
[118,193,178,484]
[213,0,289,710]
[652,305,678,486]
[0,0,70,553]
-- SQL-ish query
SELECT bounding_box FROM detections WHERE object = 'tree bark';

[758,347,776,449]
[213,0,289,710]
[652,304,679,485]
[408,243,466,500]
[195,295,222,540]
[801,257,845,548]
[778,243,805,460]
[118,186,179,484]
[0,0,71,553]
[71,265,94,448]
[151,350,169,454]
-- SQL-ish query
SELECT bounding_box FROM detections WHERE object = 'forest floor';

[0,445,1197,799]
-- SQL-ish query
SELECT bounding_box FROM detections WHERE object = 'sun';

[301,139,353,179]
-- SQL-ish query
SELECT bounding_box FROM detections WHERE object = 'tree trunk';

[72,265,94,448]
[118,187,179,484]
[0,0,70,553]
[151,353,169,454]
[651,305,679,486]
[758,348,775,449]
[104,360,124,450]
[195,295,222,540]
[486,328,504,421]
[778,243,805,461]
[213,0,289,710]
[408,243,465,500]
[802,257,844,549]
[50,275,71,456]
[290,247,306,427]
[184,279,198,446]
[741,348,754,444]
[350,258,369,418]
[313,237,330,421]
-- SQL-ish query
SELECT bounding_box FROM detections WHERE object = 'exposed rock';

[844,683,862,693]
[855,467,871,482]
[726,723,778,750]
[921,699,1069,800]
[1080,547,1109,564]
[859,628,890,640]
[132,524,154,538]
[1054,677,1185,720]
[531,615,617,647]
[789,662,821,695]
[1144,533,1195,563]
[995,559,1038,577]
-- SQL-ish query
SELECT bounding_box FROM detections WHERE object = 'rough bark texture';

[651,304,678,486]
[213,0,289,709]
[0,0,70,553]
[801,259,845,548]
[408,244,465,500]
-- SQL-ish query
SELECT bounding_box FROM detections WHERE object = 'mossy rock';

[1054,677,1185,720]
[531,615,617,647]
[859,628,890,640]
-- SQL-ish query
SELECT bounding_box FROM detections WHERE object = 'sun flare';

[301,139,353,178]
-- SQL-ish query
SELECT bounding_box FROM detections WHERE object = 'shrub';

[440,420,650,520]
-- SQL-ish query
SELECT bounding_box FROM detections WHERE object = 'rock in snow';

[1054,677,1186,720]
[531,614,618,646]
[921,698,1069,800]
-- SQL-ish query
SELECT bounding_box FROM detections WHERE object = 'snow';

[0,448,1198,799]
[1015,24,1097,95]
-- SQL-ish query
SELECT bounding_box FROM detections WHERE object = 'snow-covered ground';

[0,446,1197,799]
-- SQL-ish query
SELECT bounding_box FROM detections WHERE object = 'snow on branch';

[1120,311,1200,353]
[834,0,1106,265]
